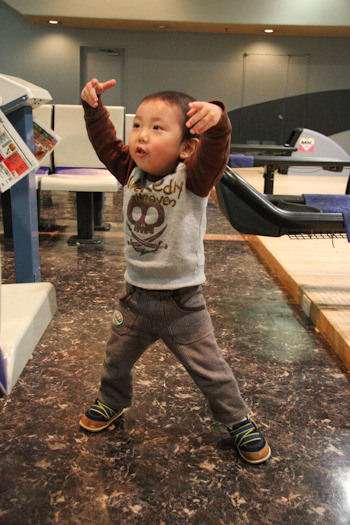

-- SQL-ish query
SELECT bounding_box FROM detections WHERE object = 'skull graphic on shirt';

[126,195,168,255]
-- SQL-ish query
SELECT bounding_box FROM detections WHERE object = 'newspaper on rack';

[0,108,39,192]
[33,117,61,164]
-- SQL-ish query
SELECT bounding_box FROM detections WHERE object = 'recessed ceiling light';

[49,20,60,25]
[158,25,167,29]
[264,29,274,33]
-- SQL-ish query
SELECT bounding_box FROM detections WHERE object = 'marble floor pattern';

[1,191,350,525]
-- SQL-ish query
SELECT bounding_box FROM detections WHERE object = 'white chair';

[40,104,124,244]
[124,113,135,145]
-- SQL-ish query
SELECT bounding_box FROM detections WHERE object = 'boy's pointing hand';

[186,101,223,135]
[81,78,117,108]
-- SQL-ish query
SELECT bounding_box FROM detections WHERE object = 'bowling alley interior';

[1,1,350,523]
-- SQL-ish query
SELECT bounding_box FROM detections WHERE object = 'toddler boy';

[79,79,271,465]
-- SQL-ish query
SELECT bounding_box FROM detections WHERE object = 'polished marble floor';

[1,190,350,524]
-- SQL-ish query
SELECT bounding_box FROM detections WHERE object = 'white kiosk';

[0,75,57,395]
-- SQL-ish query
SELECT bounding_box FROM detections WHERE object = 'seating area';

[32,103,131,244]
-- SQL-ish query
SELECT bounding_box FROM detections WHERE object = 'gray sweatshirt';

[83,99,231,289]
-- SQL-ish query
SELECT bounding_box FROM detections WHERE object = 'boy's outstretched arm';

[82,77,134,184]
[185,100,231,197]
[186,101,223,135]
[81,78,116,108]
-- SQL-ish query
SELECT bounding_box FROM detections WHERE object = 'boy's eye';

[153,125,162,130]
[133,123,140,128]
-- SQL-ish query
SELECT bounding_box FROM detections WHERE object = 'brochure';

[33,117,61,163]
[0,109,38,192]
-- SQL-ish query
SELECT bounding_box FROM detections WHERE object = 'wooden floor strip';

[240,170,350,370]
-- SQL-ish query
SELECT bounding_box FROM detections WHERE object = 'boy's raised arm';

[185,100,231,197]
[81,78,134,184]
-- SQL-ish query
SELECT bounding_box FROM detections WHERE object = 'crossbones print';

[126,196,168,255]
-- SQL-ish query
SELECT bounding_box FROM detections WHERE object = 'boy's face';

[129,99,190,178]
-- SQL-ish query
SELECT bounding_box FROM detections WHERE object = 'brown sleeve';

[185,101,231,197]
[83,98,135,185]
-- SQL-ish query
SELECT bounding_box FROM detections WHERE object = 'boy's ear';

[179,138,199,160]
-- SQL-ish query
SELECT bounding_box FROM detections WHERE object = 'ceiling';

[3,0,350,37]
[17,17,350,37]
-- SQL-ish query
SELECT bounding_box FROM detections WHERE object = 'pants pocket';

[166,287,213,344]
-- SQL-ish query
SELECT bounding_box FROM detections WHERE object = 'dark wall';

[229,89,350,144]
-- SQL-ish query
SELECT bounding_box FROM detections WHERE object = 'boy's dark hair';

[140,91,199,141]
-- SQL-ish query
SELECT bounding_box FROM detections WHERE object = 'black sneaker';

[79,399,125,432]
[228,417,271,464]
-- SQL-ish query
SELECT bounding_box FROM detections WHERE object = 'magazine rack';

[0,74,51,282]
[0,75,56,395]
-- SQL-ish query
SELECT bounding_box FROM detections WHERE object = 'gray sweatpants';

[98,284,249,425]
